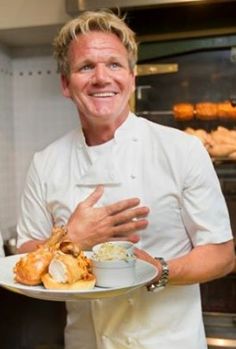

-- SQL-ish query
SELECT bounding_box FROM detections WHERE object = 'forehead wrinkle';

[69,32,128,56]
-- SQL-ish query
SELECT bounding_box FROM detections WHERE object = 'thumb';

[82,185,104,207]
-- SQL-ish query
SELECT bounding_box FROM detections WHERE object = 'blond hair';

[53,10,137,76]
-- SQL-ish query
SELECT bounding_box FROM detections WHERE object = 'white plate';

[0,254,158,301]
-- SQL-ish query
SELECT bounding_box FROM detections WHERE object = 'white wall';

[0,48,78,239]
[0,46,16,235]
[0,0,70,29]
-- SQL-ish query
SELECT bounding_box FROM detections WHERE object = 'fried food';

[14,227,66,285]
[14,226,95,290]
[42,251,95,290]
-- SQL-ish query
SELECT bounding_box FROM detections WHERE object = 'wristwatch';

[147,257,169,292]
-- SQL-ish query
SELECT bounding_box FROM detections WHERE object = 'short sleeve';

[17,154,53,248]
[180,137,232,246]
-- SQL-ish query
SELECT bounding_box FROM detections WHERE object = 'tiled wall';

[0,48,78,239]
[0,46,15,236]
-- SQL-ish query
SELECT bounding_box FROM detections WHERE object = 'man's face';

[61,31,135,127]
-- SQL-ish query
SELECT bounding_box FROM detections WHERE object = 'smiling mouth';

[90,92,117,97]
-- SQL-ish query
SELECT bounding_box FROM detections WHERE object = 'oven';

[135,35,236,347]
[201,162,236,348]
[136,120,236,349]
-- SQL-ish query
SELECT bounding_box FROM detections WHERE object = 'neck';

[83,125,115,145]
[81,113,129,146]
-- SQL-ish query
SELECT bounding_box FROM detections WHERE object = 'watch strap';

[147,257,169,292]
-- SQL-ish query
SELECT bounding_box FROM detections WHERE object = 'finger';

[105,198,141,215]
[81,185,104,207]
[134,247,152,259]
[111,206,149,225]
[134,248,158,266]
[111,233,140,243]
[112,218,149,235]
[127,234,140,243]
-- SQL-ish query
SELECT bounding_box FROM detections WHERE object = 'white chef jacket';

[17,113,232,349]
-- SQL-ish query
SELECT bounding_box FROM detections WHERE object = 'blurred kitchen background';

[0,1,236,348]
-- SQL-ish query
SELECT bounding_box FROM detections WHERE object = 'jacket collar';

[75,113,139,186]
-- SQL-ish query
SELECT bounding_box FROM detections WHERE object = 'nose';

[92,65,110,85]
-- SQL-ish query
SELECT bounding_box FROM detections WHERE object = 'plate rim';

[0,253,158,299]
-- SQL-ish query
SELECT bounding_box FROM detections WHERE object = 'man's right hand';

[66,186,149,250]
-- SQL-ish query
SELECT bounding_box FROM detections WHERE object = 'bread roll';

[42,272,96,290]
[195,102,218,120]
[208,144,236,158]
[228,151,236,160]
[184,128,214,148]
[210,129,236,147]
[173,103,194,121]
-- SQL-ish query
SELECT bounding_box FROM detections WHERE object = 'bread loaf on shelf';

[184,126,236,160]
[185,128,214,150]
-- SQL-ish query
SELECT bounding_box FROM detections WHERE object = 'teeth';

[92,92,115,97]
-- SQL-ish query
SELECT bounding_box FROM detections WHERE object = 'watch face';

[147,283,156,292]
[147,283,165,292]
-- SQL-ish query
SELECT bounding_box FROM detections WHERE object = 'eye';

[80,64,93,72]
[109,62,121,70]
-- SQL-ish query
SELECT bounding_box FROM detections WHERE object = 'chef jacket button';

[128,298,134,306]
[130,174,136,179]
[127,337,133,345]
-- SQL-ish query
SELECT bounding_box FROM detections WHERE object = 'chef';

[17,9,234,349]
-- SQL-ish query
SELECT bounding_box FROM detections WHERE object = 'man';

[17,10,234,349]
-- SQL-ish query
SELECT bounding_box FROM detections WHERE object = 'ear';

[61,74,71,98]
[130,71,136,94]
